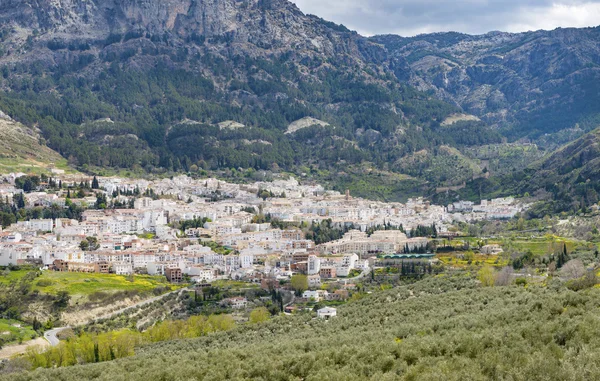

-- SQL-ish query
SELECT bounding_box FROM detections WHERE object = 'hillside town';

[0,173,528,287]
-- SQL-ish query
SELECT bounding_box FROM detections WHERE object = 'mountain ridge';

[0,0,599,208]
[371,27,600,145]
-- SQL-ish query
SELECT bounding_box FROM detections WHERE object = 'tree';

[80,237,99,251]
[14,193,25,209]
[477,266,496,287]
[290,274,308,294]
[54,291,71,309]
[95,193,107,209]
[91,176,99,189]
[258,189,271,201]
[495,266,514,286]
[560,259,586,280]
[556,243,570,269]
[32,317,42,332]
[249,307,270,324]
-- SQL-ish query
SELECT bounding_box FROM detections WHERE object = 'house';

[303,290,319,301]
[480,244,503,255]
[185,266,217,282]
[284,305,299,314]
[319,266,337,279]
[260,278,279,291]
[307,255,320,275]
[52,259,68,272]
[307,274,321,288]
[326,290,349,301]
[165,267,183,283]
[222,297,248,309]
[67,261,109,273]
[302,290,329,302]
[113,262,134,275]
[317,307,337,319]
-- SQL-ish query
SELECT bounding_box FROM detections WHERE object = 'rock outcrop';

[372,28,600,141]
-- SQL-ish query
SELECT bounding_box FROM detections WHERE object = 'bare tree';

[560,259,586,280]
[495,266,514,286]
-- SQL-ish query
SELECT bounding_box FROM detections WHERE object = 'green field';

[211,280,260,291]
[0,269,32,285]
[0,157,75,176]
[0,319,37,345]
[9,275,600,380]
[34,272,174,296]
[0,270,175,297]
[501,236,578,256]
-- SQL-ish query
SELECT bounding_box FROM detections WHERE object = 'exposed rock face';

[286,117,329,134]
[0,0,598,166]
[371,28,600,139]
[2,1,598,144]
[0,0,381,64]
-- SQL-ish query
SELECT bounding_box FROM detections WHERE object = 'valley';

[0,171,596,378]
[0,0,599,379]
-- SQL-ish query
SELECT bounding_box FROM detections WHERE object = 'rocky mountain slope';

[371,28,600,145]
[0,0,598,204]
[0,0,460,192]
[0,0,385,68]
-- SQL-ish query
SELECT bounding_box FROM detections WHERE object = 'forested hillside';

[452,128,600,215]
[0,0,468,187]
[6,275,600,380]
[0,0,599,205]
[372,28,600,146]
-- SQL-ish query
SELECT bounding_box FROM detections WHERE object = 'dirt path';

[0,337,49,359]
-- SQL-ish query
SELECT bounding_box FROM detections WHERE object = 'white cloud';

[505,3,600,33]
[290,0,600,36]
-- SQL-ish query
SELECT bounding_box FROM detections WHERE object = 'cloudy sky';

[290,0,600,36]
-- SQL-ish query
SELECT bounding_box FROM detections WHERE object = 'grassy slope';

[8,275,600,380]
[0,319,36,346]
[0,118,72,175]
[0,270,173,298]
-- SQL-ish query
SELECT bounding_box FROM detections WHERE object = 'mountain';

[0,0,463,195]
[0,0,599,203]
[450,128,600,214]
[371,28,600,146]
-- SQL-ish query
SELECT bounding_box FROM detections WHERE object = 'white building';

[302,290,328,302]
[317,307,337,319]
[240,254,254,269]
[17,219,54,232]
[222,297,248,309]
[113,262,134,275]
[307,255,321,275]
[307,274,321,288]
